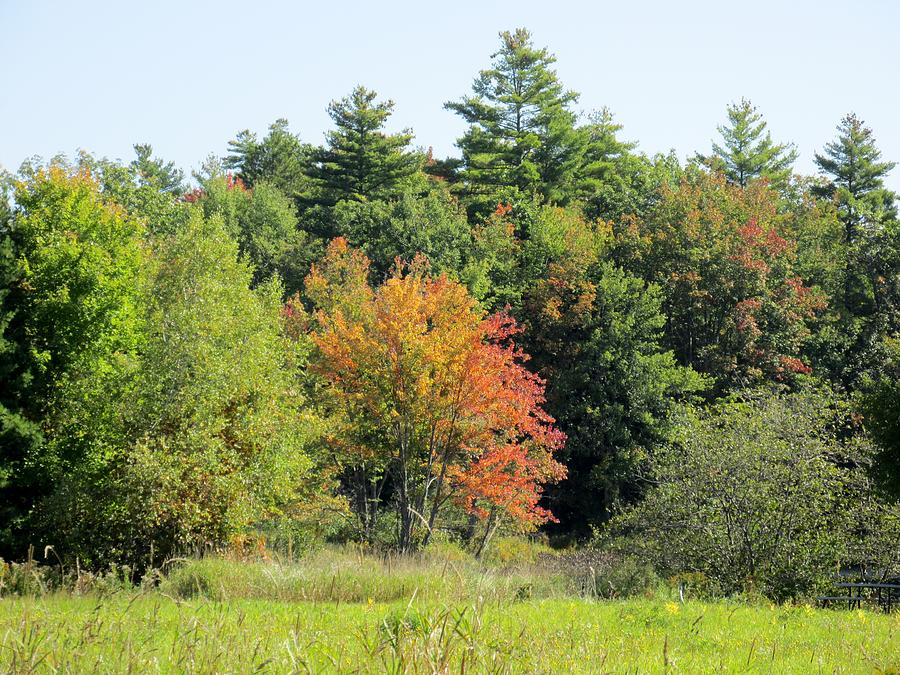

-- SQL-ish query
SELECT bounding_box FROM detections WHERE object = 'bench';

[815,595,863,609]
[817,580,900,612]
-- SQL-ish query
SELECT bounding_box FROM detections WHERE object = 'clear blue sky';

[2,0,899,191]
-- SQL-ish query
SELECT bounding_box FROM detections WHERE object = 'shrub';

[609,389,888,601]
[0,559,49,596]
[667,572,722,601]
[161,563,218,600]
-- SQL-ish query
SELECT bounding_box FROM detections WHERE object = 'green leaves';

[814,113,898,239]
[613,389,884,600]
[519,206,706,533]
[226,119,315,204]
[0,167,323,566]
[0,166,147,560]
[331,185,473,281]
[110,210,319,562]
[197,175,319,295]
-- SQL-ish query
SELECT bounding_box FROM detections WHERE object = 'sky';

[2,0,899,192]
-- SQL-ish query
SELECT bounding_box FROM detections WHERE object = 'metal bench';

[818,580,900,612]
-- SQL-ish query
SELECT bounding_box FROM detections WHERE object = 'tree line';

[0,29,897,593]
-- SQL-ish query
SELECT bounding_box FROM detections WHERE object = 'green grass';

[1,594,897,672]
[155,549,578,604]
[1,551,897,672]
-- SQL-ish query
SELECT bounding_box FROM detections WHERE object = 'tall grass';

[1,595,896,672]
[157,547,581,604]
[1,545,897,672]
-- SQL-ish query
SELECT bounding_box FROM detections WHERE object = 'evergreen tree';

[707,98,797,190]
[575,108,668,220]
[813,113,898,243]
[306,86,422,207]
[446,28,581,208]
[805,114,899,387]
[131,143,185,194]
[226,119,314,201]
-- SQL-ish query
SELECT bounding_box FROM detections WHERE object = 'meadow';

[1,550,897,673]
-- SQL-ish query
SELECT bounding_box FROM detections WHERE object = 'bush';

[161,562,218,599]
[609,389,890,601]
[422,532,470,563]
[667,572,722,601]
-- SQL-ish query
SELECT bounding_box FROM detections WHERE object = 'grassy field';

[1,552,898,673]
[1,594,898,672]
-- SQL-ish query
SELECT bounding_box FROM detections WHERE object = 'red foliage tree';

[306,238,565,551]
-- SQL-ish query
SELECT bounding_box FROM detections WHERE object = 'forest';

[0,28,898,611]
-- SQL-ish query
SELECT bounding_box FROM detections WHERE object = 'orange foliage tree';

[302,238,566,551]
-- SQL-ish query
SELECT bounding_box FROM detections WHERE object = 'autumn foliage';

[305,238,565,550]
[614,173,825,387]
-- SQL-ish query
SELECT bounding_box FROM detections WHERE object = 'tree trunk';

[474,507,500,559]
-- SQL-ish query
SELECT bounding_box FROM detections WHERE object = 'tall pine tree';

[707,98,797,190]
[807,114,899,387]
[446,28,582,208]
[306,86,422,207]
[814,113,898,243]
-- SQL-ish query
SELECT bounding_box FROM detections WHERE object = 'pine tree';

[225,119,314,201]
[809,114,899,385]
[814,113,898,243]
[306,86,422,207]
[708,98,797,189]
[131,144,185,194]
[576,108,654,220]
[445,28,581,207]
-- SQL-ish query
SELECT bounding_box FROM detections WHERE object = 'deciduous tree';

[329,184,473,280]
[614,171,824,390]
[0,166,145,559]
[520,207,707,533]
[611,389,887,600]
[306,239,565,551]
[196,174,319,294]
